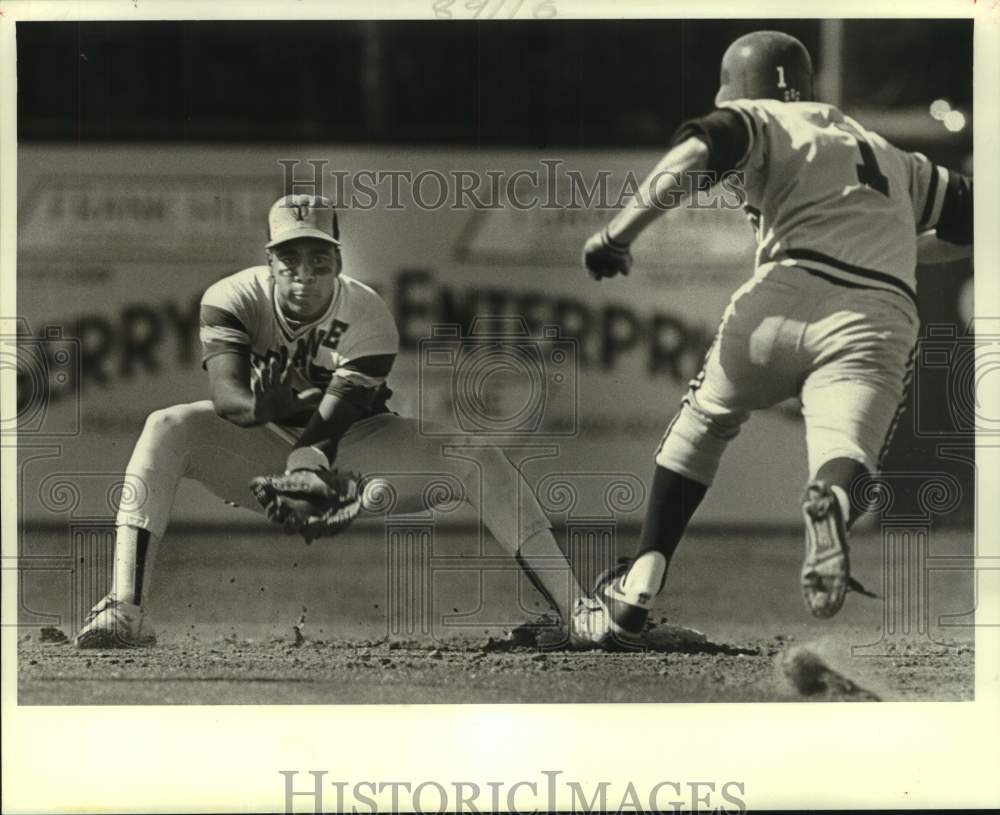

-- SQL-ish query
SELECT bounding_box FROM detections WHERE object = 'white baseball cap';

[266,194,341,249]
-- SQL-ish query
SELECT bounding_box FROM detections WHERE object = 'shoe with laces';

[568,595,644,650]
[74,595,151,648]
[594,558,656,636]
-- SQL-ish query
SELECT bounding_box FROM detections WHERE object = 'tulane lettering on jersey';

[198,266,399,395]
[248,319,351,390]
[679,99,950,305]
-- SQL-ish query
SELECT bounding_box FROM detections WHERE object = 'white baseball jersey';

[119,267,549,555]
[199,266,399,426]
[651,98,978,482]
[680,99,953,306]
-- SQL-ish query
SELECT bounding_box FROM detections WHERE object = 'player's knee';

[140,403,209,448]
[439,433,512,474]
[653,403,744,486]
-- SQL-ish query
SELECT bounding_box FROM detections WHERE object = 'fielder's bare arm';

[579,31,973,641]
[76,195,614,649]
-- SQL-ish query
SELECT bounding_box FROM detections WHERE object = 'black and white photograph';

[2,2,997,813]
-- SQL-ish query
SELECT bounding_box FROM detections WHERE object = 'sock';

[830,484,851,525]
[813,457,867,530]
[635,466,708,559]
[110,526,158,606]
[620,551,666,607]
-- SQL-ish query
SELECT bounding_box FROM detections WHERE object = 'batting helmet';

[715,31,813,105]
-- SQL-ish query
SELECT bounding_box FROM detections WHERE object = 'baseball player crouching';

[75,194,614,649]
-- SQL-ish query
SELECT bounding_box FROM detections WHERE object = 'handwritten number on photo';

[432,0,556,18]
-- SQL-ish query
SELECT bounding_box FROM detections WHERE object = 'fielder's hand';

[250,357,318,423]
[250,448,362,543]
[583,227,632,280]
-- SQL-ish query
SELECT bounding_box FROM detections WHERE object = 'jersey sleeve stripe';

[918,165,947,230]
[200,304,251,338]
[926,166,948,230]
[324,375,393,414]
[917,163,939,228]
[341,353,396,378]
[333,369,387,388]
[201,340,252,368]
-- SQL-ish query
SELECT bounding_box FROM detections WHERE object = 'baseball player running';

[75,194,613,649]
[579,31,973,641]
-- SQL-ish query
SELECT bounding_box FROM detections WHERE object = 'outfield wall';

[14,143,882,527]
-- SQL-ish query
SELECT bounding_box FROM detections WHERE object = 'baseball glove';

[250,466,363,543]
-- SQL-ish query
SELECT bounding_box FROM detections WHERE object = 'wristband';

[601,227,631,252]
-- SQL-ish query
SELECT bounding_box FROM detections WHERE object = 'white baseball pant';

[115,402,552,549]
[655,264,920,485]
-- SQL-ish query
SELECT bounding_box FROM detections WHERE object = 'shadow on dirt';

[479,619,760,657]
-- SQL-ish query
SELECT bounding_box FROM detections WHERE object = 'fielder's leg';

[337,415,593,644]
[76,401,290,647]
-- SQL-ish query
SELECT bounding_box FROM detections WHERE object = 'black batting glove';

[583,227,633,280]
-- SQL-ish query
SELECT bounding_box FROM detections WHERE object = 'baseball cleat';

[801,481,851,618]
[569,596,643,650]
[594,558,655,637]
[508,601,642,650]
[74,595,150,648]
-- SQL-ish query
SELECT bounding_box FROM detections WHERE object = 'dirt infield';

[17,526,975,704]
[19,628,973,705]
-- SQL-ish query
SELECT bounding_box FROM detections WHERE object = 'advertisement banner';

[15,144,807,526]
